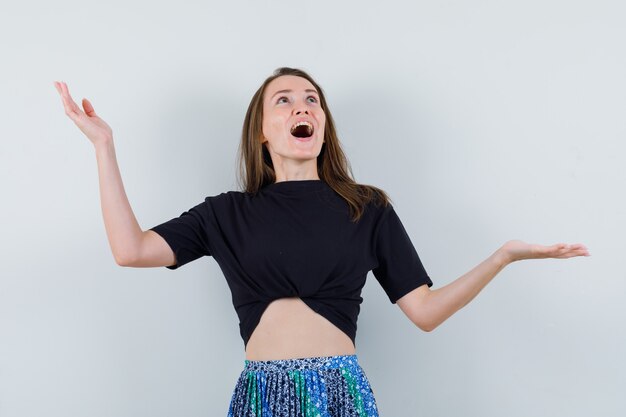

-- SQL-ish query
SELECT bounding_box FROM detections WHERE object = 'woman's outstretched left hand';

[501,240,590,264]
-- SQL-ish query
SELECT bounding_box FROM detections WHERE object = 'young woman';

[54,67,589,417]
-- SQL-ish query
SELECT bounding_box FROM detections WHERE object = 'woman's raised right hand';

[54,81,113,147]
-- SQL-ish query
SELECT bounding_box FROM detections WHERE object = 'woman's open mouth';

[290,121,314,140]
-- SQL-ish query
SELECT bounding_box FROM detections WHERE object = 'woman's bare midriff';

[245,297,356,361]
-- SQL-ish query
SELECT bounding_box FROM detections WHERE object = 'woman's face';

[261,75,326,165]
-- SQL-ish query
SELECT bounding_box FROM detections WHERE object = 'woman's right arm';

[94,140,176,267]
[54,81,176,268]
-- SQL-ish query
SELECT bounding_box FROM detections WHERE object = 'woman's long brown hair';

[236,67,391,222]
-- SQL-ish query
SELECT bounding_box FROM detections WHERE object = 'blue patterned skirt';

[227,354,380,417]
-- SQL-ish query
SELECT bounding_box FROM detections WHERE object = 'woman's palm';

[54,81,112,145]
[503,239,590,263]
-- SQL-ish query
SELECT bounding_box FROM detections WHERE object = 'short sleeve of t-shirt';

[372,204,433,303]
[149,199,214,270]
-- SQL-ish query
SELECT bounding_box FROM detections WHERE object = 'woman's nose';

[293,98,311,113]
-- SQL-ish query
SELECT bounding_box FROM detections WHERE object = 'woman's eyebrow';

[271,89,319,99]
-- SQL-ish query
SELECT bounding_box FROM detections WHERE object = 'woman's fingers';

[563,244,590,258]
[544,242,590,258]
[58,82,98,120]
[55,81,85,122]
[82,98,96,117]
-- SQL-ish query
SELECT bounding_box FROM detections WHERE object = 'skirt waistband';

[243,354,360,372]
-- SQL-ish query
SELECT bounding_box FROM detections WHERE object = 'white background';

[1,0,624,416]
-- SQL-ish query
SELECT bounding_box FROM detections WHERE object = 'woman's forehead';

[266,75,316,97]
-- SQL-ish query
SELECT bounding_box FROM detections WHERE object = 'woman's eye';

[276,96,318,104]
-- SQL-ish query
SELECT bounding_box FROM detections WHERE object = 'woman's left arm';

[396,240,590,332]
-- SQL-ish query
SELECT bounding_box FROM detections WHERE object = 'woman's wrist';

[495,245,514,267]
[94,135,115,153]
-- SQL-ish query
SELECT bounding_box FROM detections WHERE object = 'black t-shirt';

[149,179,433,348]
